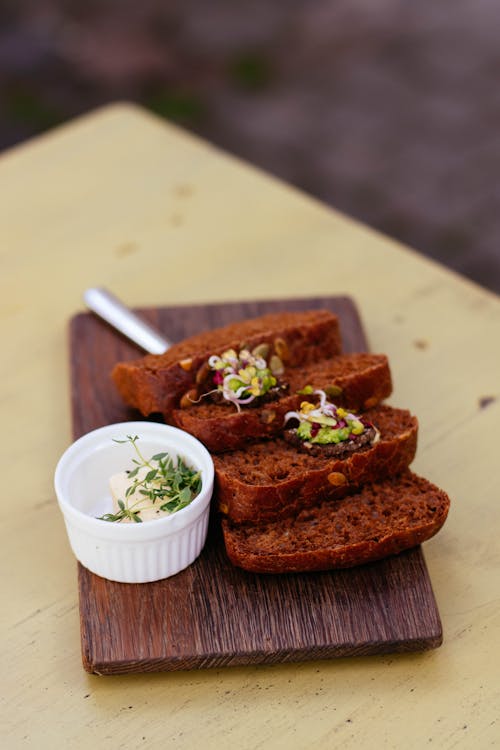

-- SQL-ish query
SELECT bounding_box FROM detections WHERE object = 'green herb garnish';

[98,435,202,523]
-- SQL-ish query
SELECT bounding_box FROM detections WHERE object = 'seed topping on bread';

[197,346,287,411]
[284,388,380,457]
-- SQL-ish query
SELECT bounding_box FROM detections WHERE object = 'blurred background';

[1,0,499,293]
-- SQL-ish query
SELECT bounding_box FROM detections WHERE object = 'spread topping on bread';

[284,389,380,456]
[202,346,286,411]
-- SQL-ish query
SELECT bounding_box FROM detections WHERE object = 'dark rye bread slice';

[214,405,418,523]
[171,353,392,453]
[221,471,450,573]
[111,309,341,418]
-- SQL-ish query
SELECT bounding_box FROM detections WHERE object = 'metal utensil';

[83,287,170,354]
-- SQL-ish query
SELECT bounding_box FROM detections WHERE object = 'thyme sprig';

[98,435,202,523]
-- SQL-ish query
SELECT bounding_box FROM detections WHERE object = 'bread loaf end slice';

[221,471,450,573]
[112,309,341,417]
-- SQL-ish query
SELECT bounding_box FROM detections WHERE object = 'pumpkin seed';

[324,384,343,398]
[252,342,270,359]
[180,389,197,409]
[269,354,284,375]
[327,472,347,486]
[274,337,289,361]
[179,358,193,371]
[196,362,211,385]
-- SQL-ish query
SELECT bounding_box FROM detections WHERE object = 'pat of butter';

[109,467,172,523]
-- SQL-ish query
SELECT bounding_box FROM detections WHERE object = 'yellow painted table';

[2,104,499,749]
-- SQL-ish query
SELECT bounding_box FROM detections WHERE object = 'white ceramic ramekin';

[54,421,214,583]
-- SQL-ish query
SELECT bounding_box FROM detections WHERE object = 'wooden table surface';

[2,103,499,749]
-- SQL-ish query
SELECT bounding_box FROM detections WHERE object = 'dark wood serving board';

[69,296,443,675]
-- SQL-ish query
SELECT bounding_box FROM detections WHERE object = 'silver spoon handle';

[83,287,170,354]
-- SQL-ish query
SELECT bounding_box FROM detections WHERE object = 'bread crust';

[221,472,450,573]
[171,353,392,452]
[111,310,341,417]
[214,405,418,522]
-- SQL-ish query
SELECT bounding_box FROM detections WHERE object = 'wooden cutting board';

[69,296,443,675]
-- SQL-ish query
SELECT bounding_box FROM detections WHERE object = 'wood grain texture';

[70,296,443,675]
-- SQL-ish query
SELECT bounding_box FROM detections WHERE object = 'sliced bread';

[221,471,450,573]
[171,353,392,452]
[214,404,418,523]
[111,309,341,417]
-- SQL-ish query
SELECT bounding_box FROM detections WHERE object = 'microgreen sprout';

[204,347,283,411]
